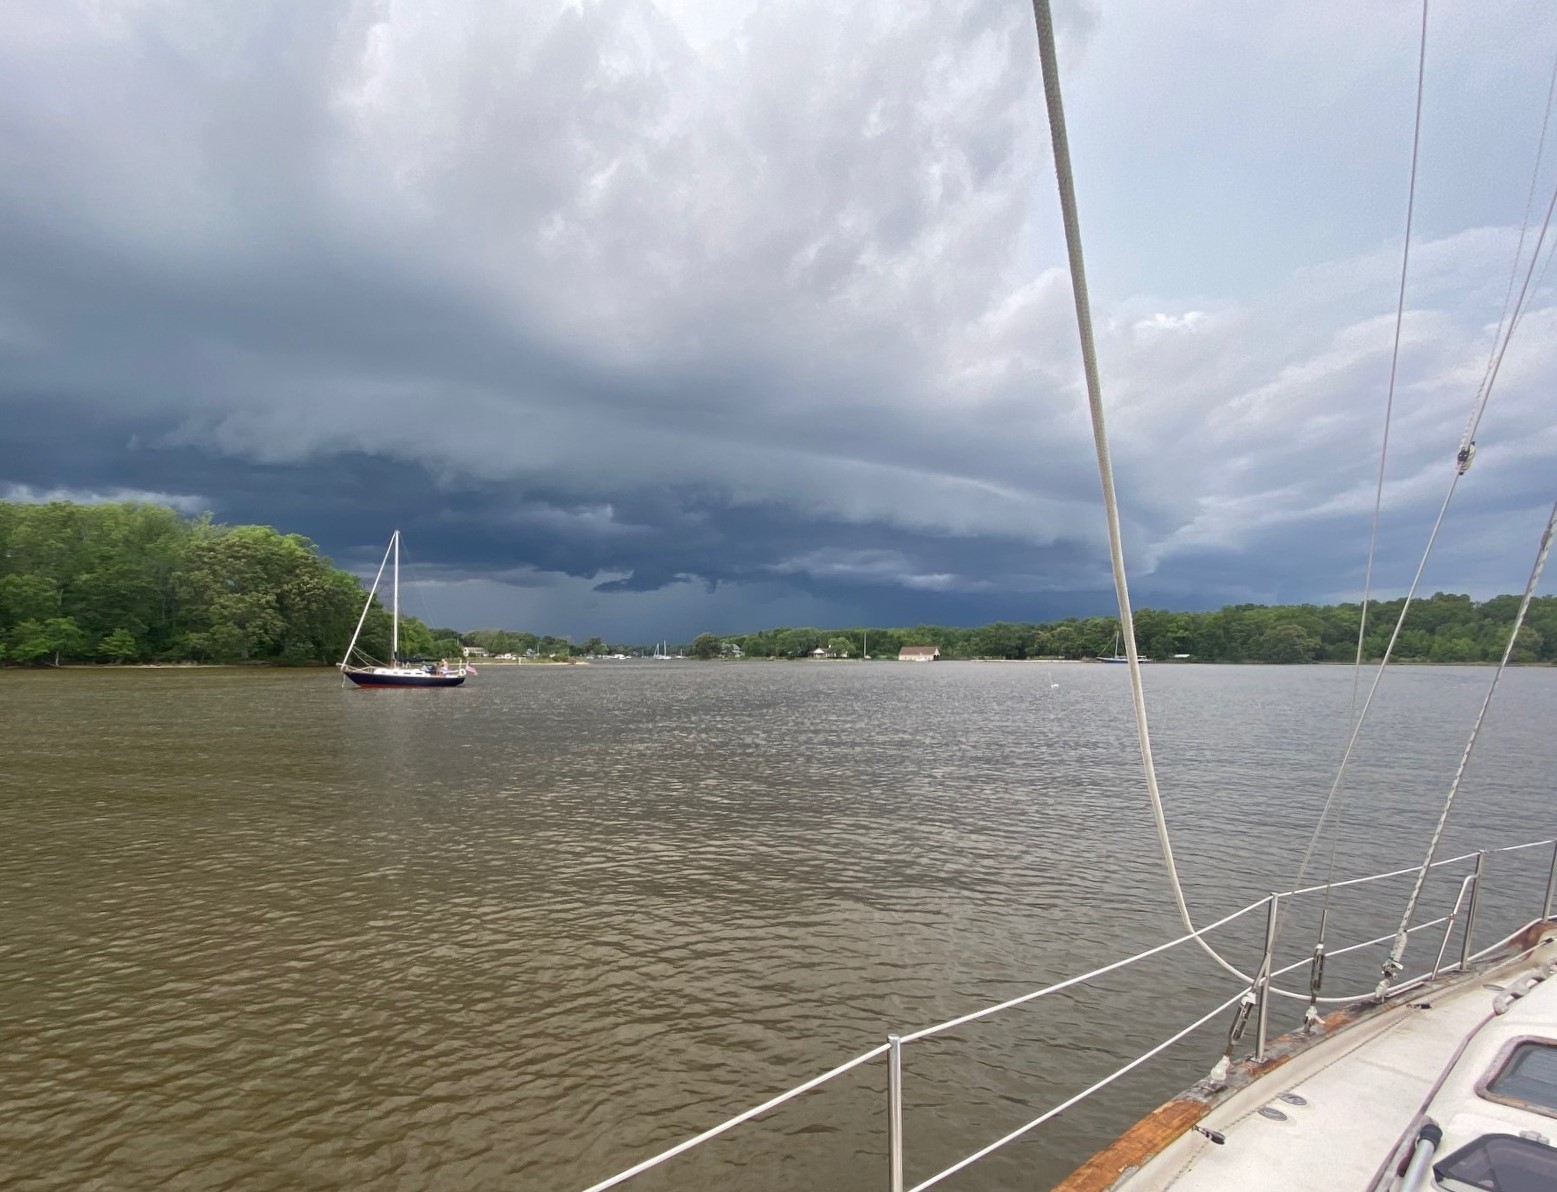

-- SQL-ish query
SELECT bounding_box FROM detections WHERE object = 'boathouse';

[898,645,940,662]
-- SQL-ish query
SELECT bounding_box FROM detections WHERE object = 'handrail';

[1262,843,1540,1003]
[1494,837,1557,855]
[1267,912,1452,986]
[576,1043,891,1192]
[900,894,1270,1044]
[1282,848,1479,898]
[576,836,1557,1192]
[907,988,1253,1191]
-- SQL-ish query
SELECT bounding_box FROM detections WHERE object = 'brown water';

[3,662,1555,1190]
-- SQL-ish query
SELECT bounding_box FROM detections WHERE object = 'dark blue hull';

[344,670,465,688]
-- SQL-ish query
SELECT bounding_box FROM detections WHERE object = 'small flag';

[466,663,477,676]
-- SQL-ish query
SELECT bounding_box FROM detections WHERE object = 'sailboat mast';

[392,530,400,662]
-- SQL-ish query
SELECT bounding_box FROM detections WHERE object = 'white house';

[898,645,940,662]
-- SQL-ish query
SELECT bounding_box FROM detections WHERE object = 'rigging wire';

[1463,178,1557,450]
[1292,90,1557,962]
[1380,496,1557,991]
[1465,47,1557,441]
[1530,210,1557,299]
[1294,0,1431,950]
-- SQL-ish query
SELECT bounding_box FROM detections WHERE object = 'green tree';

[6,616,87,665]
[1256,623,1319,664]
[6,620,53,664]
[0,501,387,665]
[1509,624,1544,664]
[826,636,853,658]
[690,632,721,660]
[1429,635,1479,663]
[99,627,140,663]
[0,572,61,624]
[972,622,1026,659]
[536,635,572,659]
[1048,622,1081,659]
[429,635,463,660]
[176,527,301,660]
[396,617,437,660]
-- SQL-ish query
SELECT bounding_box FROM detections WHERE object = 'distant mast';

[391,530,400,662]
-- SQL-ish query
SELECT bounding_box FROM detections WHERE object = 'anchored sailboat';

[1098,630,1148,664]
[338,531,467,688]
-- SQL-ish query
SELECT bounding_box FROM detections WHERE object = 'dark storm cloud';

[1,1,1554,638]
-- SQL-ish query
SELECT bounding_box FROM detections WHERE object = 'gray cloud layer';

[2,1,1554,637]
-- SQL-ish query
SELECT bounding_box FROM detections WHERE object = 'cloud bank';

[1,0,1554,636]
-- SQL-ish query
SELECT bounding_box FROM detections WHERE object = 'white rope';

[1029,0,1245,984]
[1381,495,1557,985]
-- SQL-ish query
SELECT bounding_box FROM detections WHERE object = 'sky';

[2,0,1555,641]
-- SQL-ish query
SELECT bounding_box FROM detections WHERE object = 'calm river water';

[3,661,1555,1190]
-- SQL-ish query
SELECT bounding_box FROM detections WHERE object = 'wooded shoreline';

[700,592,1554,664]
[3,501,1551,667]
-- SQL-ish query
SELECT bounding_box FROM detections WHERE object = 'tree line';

[0,501,443,665]
[4,501,1551,667]
[712,594,1556,664]
[0,501,660,666]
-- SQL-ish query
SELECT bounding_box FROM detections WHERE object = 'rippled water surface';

[3,662,1556,1190]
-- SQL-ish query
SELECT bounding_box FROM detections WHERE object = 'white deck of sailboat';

[1115,934,1557,1190]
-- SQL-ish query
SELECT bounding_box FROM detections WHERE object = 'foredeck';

[1101,936,1557,1191]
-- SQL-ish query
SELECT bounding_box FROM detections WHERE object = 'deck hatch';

[1435,1133,1557,1191]
[1485,1040,1557,1115]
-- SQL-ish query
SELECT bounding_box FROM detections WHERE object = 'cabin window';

[1435,1133,1557,1191]
[1485,1041,1557,1114]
